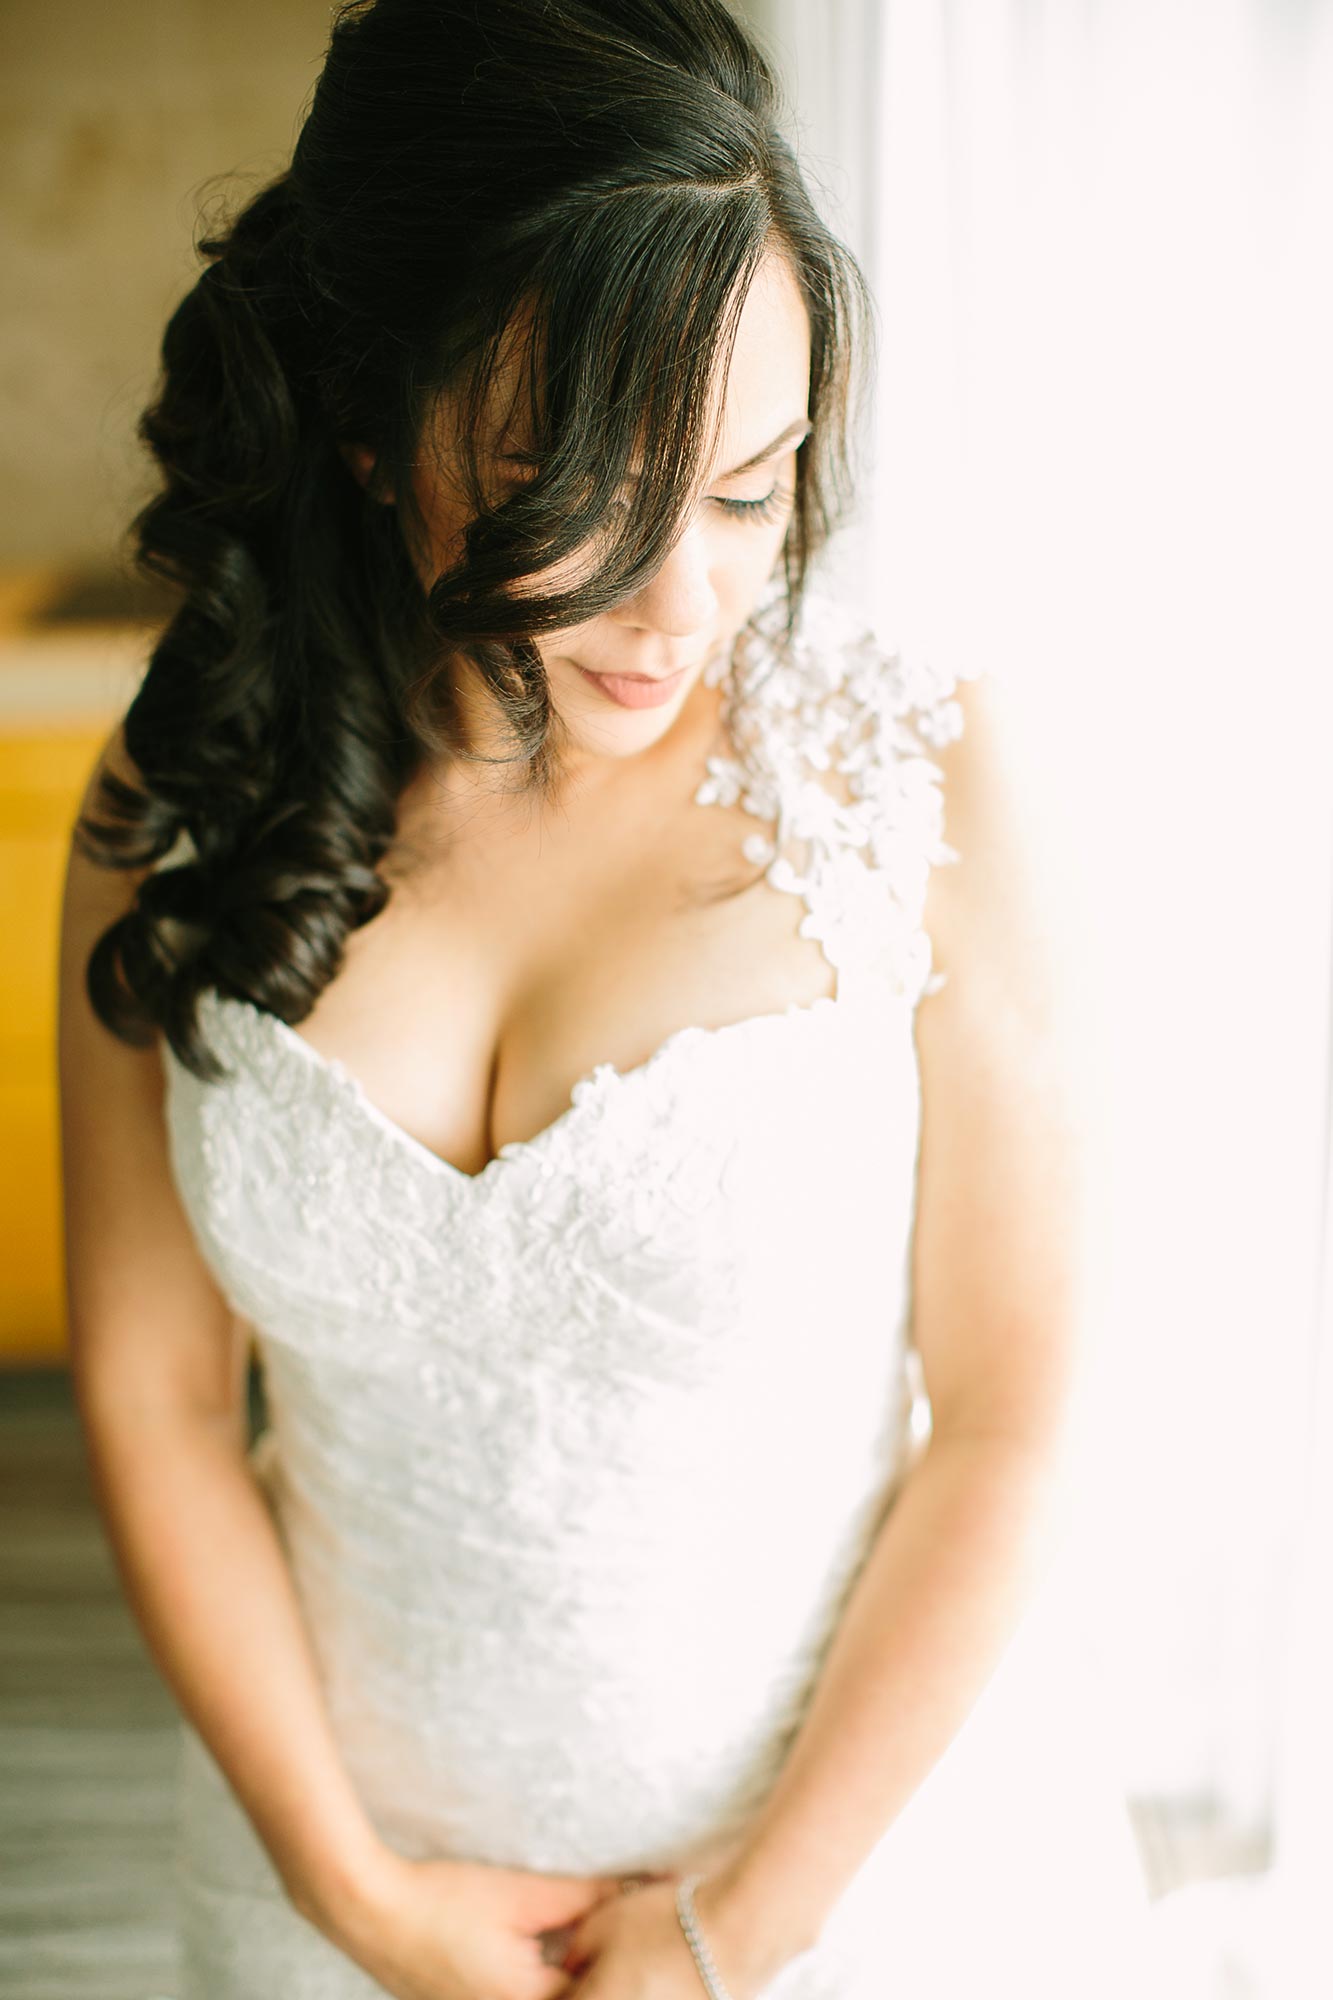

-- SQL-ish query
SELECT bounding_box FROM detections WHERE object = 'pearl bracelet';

[675,1871,735,2000]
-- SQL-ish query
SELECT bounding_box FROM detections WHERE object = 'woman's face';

[405,250,814,768]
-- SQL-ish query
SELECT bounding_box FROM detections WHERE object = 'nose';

[616,516,718,638]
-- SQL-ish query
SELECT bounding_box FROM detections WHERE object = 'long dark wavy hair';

[77,0,874,1083]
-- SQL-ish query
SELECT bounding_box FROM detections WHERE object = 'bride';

[57,3,1166,1997]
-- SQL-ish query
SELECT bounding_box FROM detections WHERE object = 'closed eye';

[713,483,794,526]
[497,466,795,529]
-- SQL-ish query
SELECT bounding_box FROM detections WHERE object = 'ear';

[338,441,394,502]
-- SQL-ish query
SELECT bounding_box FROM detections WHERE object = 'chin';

[554,660,701,755]
[565,706,683,760]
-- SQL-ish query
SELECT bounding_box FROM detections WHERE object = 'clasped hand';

[547,1871,766,2000]
[317,1838,788,2000]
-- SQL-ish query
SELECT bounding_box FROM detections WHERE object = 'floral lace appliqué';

[697,575,980,1001]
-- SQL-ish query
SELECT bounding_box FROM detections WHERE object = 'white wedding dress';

[156,576,1167,1997]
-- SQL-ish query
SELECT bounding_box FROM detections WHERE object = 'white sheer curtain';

[734,0,1333,1985]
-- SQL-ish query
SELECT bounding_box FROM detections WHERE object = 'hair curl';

[77,0,875,1083]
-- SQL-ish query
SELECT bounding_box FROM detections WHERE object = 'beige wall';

[0,0,333,571]
[0,1,784,578]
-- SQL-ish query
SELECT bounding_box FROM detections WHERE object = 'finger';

[531,1874,622,1928]
[560,1925,596,1975]
[564,1896,614,1960]
[575,1872,626,1909]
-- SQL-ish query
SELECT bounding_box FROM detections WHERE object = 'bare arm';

[695,669,1108,1979]
[57,725,392,1944]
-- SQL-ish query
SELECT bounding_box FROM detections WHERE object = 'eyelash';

[714,482,794,526]
[504,474,795,528]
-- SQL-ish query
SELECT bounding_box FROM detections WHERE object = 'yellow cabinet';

[0,729,121,1360]
[0,580,147,1365]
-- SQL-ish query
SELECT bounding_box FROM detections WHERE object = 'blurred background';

[1,2,1330,1997]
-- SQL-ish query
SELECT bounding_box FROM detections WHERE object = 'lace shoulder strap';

[696,573,982,1006]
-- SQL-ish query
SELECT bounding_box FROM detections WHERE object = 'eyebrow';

[499,417,812,485]
[714,418,813,479]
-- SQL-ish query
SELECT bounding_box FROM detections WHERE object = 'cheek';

[403,457,482,585]
[726,512,793,579]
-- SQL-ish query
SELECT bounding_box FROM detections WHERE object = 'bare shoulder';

[908,668,1109,1450]
[57,712,243,1424]
[917,668,1097,1038]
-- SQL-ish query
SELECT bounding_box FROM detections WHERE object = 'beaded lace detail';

[159,576,979,2000]
[698,573,975,1003]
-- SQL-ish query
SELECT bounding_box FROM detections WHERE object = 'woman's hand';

[319,1845,631,2000]
[556,1871,791,2000]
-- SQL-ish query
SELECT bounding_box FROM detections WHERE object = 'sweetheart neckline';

[172,579,953,1190]
[211,986,863,1189]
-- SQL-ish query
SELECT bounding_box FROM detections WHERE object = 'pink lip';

[574,663,690,710]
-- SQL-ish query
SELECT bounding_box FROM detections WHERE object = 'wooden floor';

[0,1369,182,2000]
[0,1366,1264,1999]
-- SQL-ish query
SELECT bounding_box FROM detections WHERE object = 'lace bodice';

[160,576,982,1998]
